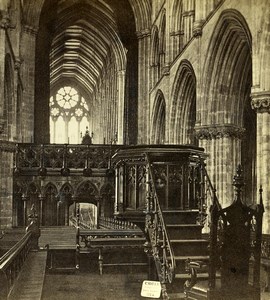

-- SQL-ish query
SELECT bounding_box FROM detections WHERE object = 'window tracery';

[50,87,90,144]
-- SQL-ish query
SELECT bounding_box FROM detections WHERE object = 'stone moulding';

[195,124,246,140]
[0,140,16,152]
[251,92,270,113]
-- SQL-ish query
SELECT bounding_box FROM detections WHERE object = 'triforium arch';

[169,59,196,145]
[169,0,183,59]
[197,9,254,207]
[159,9,166,72]
[150,25,160,86]
[151,90,166,144]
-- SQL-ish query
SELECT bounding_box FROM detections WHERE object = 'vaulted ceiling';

[49,0,135,98]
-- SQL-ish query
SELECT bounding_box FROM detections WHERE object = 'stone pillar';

[20,25,37,142]
[117,70,125,144]
[0,142,15,228]
[0,10,10,133]
[196,124,245,208]
[136,29,151,144]
[251,92,270,233]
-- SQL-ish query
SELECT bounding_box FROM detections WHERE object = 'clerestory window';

[50,86,90,144]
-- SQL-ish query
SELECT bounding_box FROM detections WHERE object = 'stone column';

[20,25,37,142]
[251,92,270,233]
[117,70,125,144]
[136,29,151,144]
[0,10,10,133]
[196,124,245,208]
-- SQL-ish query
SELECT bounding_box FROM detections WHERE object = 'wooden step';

[167,224,204,239]
[171,239,209,256]
[163,210,199,224]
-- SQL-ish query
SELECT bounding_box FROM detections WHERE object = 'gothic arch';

[202,9,252,126]
[201,9,255,203]
[26,181,40,197]
[159,9,166,71]
[75,180,98,204]
[169,60,196,145]
[170,0,183,57]
[258,4,270,91]
[43,182,58,195]
[151,90,166,144]
[151,25,160,85]
[59,182,74,196]
[128,0,151,32]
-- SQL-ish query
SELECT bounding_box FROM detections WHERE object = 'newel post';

[26,204,40,250]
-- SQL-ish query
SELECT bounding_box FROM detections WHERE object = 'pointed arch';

[75,180,99,204]
[169,60,196,145]
[151,90,166,144]
[151,25,160,85]
[201,9,255,204]
[159,9,166,71]
[201,9,252,126]
[60,182,74,196]
[26,181,40,196]
[170,0,183,58]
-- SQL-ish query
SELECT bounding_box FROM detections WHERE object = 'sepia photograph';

[0,0,269,299]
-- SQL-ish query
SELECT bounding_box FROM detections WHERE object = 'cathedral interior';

[0,0,270,299]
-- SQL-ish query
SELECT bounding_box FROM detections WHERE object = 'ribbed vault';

[50,1,126,100]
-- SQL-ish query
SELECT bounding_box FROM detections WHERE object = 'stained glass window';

[50,87,90,143]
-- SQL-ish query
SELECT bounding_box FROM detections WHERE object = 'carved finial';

[233,165,244,203]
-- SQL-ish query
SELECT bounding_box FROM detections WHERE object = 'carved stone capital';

[136,28,151,39]
[193,20,204,37]
[0,10,10,29]
[0,140,16,152]
[251,92,270,113]
[195,124,245,140]
[15,57,23,71]
[23,24,38,36]
[0,120,4,134]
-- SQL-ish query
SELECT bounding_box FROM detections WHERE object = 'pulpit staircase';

[142,153,213,299]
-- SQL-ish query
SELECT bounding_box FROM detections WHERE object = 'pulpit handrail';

[0,231,32,270]
[145,153,176,287]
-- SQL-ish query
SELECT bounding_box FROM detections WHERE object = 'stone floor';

[41,272,151,300]
[41,271,270,300]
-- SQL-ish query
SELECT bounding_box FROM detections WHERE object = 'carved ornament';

[0,10,10,29]
[136,28,151,39]
[195,124,245,140]
[251,92,270,113]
